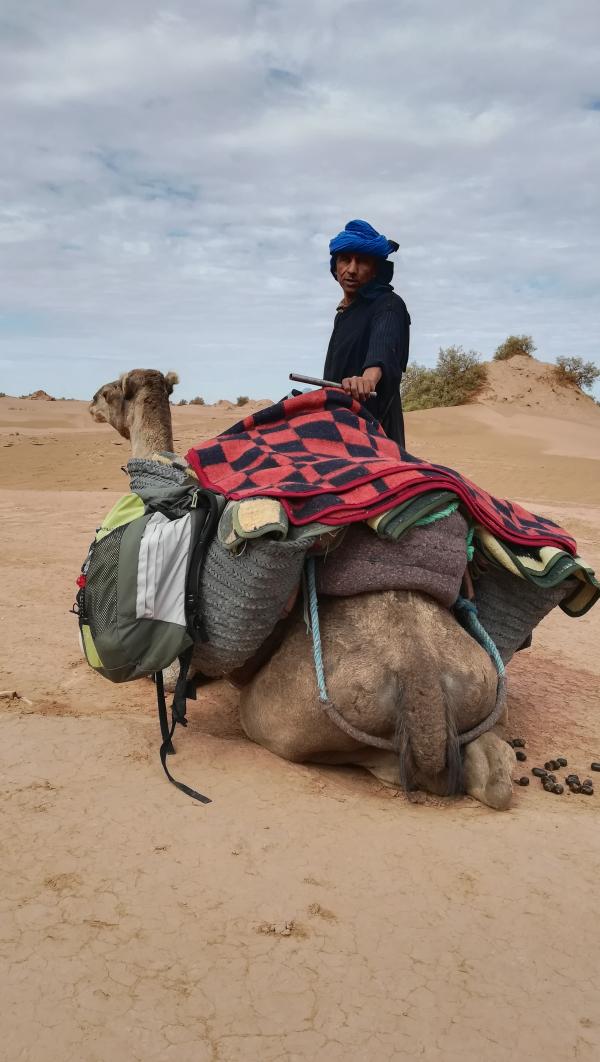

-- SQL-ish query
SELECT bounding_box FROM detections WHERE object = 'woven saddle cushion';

[193,535,312,677]
[315,513,469,608]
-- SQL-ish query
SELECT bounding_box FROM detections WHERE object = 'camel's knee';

[238,698,308,763]
[349,750,401,787]
[160,660,181,694]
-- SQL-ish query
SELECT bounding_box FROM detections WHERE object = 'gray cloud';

[1,0,599,400]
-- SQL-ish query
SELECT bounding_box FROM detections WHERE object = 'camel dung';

[591,763,600,772]
[517,777,529,786]
[556,757,568,767]
[552,784,564,795]
[515,750,527,762]
[511,738,526,748]
[532,767,548,778]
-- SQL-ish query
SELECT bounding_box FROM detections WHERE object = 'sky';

[1,0,599,402]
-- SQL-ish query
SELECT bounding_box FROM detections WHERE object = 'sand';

[1,375,600,1062]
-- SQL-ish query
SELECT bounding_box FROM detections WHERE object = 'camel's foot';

[462,729,516,810]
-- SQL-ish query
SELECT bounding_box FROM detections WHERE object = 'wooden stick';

[289,372,377,398]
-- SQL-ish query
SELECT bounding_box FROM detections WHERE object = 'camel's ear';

[119,372,137,401]
[164,371,179,396]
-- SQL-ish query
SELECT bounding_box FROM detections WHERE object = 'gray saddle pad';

[316,513,468,608]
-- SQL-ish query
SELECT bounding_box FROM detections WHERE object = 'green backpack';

[73,483,220,802]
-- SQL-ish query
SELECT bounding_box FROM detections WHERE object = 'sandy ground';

[1,383,600,1062]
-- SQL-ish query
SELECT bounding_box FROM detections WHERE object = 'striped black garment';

[323,282,410,446]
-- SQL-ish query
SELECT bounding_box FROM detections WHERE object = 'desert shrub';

[400,364,439,411]
[402,346,488,411]
[177,398,188,405]
[553,356,600,392]
[0,392,6,398]
[493,335,536,361]
[435,346,488,405]
[236,395,249,406]
[189,395,205,405]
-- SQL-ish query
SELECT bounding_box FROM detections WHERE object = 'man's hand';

[341,366,382,402]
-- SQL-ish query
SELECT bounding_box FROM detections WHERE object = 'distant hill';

[476,356,599,419]
[20,389,56,401]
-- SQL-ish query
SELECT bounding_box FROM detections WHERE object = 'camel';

[90,369,179,457]
[89,369,516,810]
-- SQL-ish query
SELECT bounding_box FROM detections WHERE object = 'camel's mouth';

[88,403,130,439]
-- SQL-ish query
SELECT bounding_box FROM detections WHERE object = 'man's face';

[335,252,377,298]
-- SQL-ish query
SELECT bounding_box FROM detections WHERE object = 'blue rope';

[304,556,395,750]
[305,555,328,702]
[452,595,508,745]
[454,596,505,677]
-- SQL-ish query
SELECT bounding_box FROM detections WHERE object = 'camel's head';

[89,378,129,436]
[89,369,179,442]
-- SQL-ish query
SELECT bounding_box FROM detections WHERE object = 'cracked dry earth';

[1,397,600,1061]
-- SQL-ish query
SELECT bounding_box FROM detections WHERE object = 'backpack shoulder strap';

[153,488,221,804]
[155,647,211,804]
[185,490,222,639]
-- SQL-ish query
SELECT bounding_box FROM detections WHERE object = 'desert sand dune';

[1,377,600,1061]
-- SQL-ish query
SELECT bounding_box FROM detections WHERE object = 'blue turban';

[329,219,399,279]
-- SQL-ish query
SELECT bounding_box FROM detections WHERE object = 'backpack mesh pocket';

[87,525,127,636]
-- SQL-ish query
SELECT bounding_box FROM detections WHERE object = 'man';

[323,218,410,447]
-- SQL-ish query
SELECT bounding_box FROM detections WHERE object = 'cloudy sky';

[1,1,599,401]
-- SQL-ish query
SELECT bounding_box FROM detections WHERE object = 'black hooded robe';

[323,281,410,448]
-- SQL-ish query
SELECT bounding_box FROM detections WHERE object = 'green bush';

[400,364,438,412]
[236,395,249,406]
[402,346,488,411]
[189,395,205,405]
[493,335,536,361]
[553,356,600,392]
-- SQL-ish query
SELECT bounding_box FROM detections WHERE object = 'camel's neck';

[128,389,174,458]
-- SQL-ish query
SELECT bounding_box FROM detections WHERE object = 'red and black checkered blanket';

[185,389,576,553]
